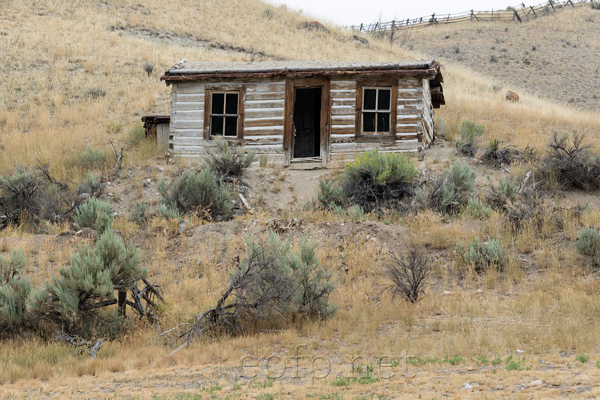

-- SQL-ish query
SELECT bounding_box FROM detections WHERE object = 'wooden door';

[293,87,321,159]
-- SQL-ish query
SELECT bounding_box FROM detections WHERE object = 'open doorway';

[293,87,322,159]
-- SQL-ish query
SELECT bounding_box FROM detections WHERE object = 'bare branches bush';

[385,248,430,303]
[538,131,600,191]
[205,140,255,181]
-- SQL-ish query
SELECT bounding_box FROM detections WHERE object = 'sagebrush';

[341,149,417,212]
[158,169,234,219]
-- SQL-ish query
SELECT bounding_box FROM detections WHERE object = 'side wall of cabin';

[169,75,435,164]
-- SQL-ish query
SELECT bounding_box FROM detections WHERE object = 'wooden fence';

[348,0,596,33]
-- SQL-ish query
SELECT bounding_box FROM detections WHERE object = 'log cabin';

[160,60,444,167]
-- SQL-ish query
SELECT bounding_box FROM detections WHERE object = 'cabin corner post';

[321,78,331,168]
[283,79,294,166]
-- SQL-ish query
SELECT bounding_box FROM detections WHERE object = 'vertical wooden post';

[118,290,127,317]
[390,20,395,44]
[530,6,538,18]
[513,9,523,23]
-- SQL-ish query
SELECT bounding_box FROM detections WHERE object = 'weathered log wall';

[169,75,436,164]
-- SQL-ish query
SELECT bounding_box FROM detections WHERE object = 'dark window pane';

[378,89,391,111]
[224,116,238,136]
[225,93,238,115]
[211,116,224,136]
[363,89,376,110]
[363,112,376,132]
[211,93,224,114]
[377,112,390,133]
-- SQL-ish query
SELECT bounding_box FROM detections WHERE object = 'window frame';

[203,88,245,141]
[355,79,398,141]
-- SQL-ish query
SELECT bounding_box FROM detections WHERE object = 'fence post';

[447,13,450,23]
[513,9,523,22]
[522,3,530,20]
[530,6,538,17]
[470,9,474,22]
[548,0,556,11]
[390,20,395,44]
[491,8,494,21]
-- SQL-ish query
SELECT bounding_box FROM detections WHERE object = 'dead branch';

[109,139,124,171]
[56,331,105,358]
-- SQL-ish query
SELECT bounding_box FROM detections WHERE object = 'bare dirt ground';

[2,349,600,399]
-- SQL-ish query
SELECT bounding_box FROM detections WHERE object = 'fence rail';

[347,0,595,33]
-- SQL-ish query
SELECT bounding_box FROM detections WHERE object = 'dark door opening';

[293,87,321,159]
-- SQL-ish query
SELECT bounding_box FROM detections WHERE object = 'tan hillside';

[1,1,600,399]
[404,5,600,111]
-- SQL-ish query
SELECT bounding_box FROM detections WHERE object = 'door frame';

[283,77,330,167]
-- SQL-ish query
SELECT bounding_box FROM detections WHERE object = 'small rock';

[442,291,452,296]
[476,289,483,294]
[145,178,152,183]
[107,192,113,197]
[76,227,96,241]
[516,349,525,354]
[178,219,190,234]
[158,166,164,172]
[107,181,112,185]
[462,383,473,390]
[530,380,543,386]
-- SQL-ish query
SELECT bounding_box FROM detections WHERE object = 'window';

[204,89,244,140]
[362,87,391,134]
[210,92,239,137]
[355,81,398,139]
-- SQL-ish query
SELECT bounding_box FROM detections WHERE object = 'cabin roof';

[161,59,443,82]
[161,59,445,108]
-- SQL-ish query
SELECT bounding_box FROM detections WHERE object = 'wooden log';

[244,117,284,128]
[171,111,203,121]
[171,129,203,137]
[243,126,284,136]
[331,106,355,116]
[331,126,355,135]
[244,100,285,109]
[245,108,284,119]
[174,94,205,103]
[245,92,285,101]
[332,98,355,107]
[331,115,354,125]
[175,102,204,111]
[330,91,356,99]
[173,120,205,129]
[330,81,356,91]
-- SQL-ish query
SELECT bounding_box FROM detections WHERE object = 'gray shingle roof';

[164,59,436,76]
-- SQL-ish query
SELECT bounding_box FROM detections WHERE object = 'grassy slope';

[405,6,600,111]
[1,1,600,398]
